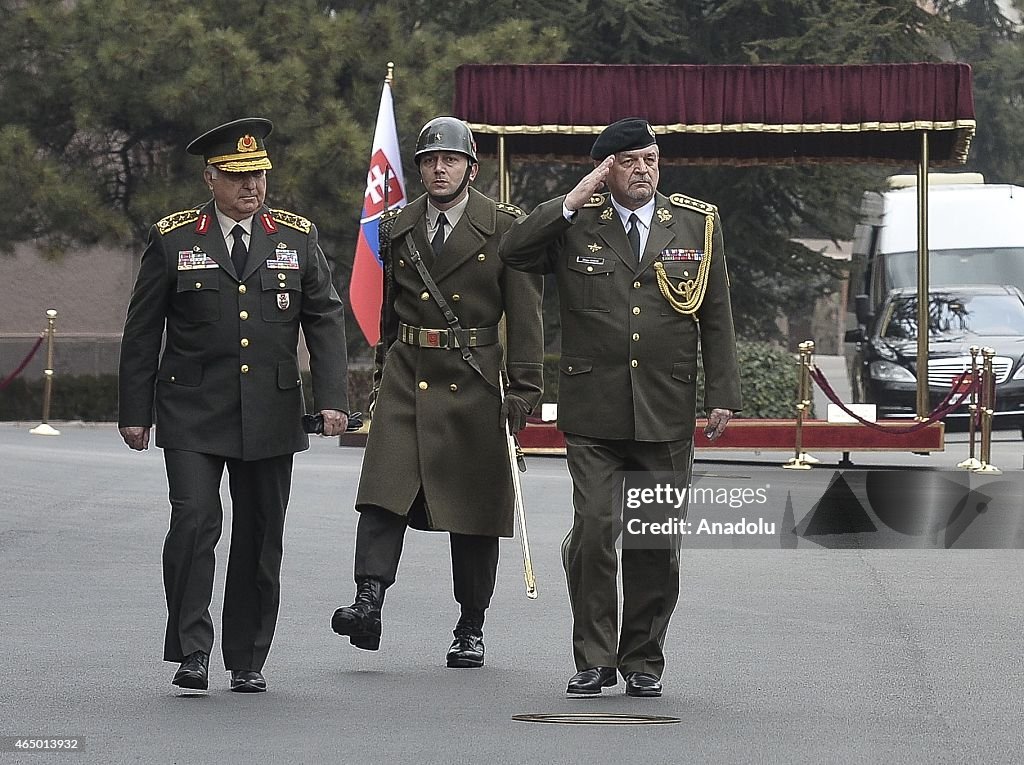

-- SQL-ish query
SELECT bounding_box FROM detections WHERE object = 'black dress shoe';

[229,670,267,693]
[171,651,209,691]
[446,628,484,668]
[624,671,662,697]
[566,667,618,696]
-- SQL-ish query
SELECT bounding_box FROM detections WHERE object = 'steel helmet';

[414,117,478,164]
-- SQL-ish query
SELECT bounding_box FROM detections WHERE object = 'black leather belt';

[398,322,499,349]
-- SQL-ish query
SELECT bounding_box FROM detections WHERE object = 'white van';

[851,174,1024,319]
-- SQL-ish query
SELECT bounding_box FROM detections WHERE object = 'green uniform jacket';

[118,200,349,461]
[355,188,544,537]
[499,191,741,441]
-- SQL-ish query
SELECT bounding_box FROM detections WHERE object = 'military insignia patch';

[600,207,614,221]
[266,249,299,269]
[656,208,672,223]
[277,293,290,311]
[496,202,525,217]
[660,248,703,262]
[259,212,278,234]
[587,243,603,252]
[194,213,211,235]
[576,255,605,265]
[238,134,258,153]
[177,249,218,270]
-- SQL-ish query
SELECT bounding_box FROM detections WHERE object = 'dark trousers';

[162,449,293,671]
[354,505,498,616]
[562,433,693,678]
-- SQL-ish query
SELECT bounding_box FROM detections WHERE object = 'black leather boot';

[446,609,485,668]
[331,578,384,650]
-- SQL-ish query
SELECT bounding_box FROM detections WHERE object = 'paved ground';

[1,422,1022,764]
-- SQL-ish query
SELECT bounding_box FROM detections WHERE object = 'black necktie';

[431,213,448,257]
[230,224,248,276]
[627,213,641,261]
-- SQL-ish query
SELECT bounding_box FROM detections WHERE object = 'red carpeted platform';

[517,419,945,454]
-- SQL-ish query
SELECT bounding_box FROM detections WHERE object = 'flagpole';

[383,63,394,212]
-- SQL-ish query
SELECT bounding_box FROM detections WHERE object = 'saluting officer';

[118,117,349,693]
[331,117,543,668]
[499,118,741,698]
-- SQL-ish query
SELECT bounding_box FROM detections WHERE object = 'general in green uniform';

[499,118,742,697]
[331,118,543,668]
[118,118,349,694]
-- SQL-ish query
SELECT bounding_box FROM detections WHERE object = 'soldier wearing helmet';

[331,117,544,670]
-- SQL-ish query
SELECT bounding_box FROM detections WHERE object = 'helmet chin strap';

[428,164,475,205]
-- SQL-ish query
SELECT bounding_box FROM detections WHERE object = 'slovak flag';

[350,80,406,346]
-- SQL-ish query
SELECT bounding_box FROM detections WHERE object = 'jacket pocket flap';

[560,356,594,375]
[671,361,697,383]
[567,258,615,275]
[277,362,302,390]
[158,360,203,387]
[176,274,219,292]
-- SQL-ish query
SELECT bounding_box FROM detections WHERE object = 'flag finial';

[386,62,395,84]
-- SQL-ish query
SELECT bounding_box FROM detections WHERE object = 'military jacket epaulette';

[270,208,312,234]
[379,208,401,240]
[496,201,525,217]
[582,194,607,208]
[669,193,717,215]
[156,208,202,235]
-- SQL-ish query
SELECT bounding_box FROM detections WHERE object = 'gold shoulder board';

[669,193,717,215]
[380,208,402,222]
[496,202,525,217]
[156,208,200,235]
[270,208,312,233]
[583,194,606,208]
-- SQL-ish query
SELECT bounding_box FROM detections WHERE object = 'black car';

[846,284,1024,437]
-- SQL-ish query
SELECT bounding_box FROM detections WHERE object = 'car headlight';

[1013,362,1024,381]
[869,360,916,382]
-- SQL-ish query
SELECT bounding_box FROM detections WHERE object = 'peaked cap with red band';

[186,117,273,173]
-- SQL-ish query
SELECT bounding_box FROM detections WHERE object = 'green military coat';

[118,200,348,460]
[499,191,741,441]
[355,187,544,537]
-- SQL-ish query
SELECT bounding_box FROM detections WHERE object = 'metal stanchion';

[783,340,817,469]
[956,345,982,470]
[29,310,61,436]
[973,346,1000,474]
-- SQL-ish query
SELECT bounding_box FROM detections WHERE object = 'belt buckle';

[419,328,447,348]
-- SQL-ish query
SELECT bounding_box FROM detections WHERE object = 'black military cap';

[590,118,658,160]
[186,117,273,172]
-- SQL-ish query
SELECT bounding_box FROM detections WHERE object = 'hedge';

[1,341,804,421]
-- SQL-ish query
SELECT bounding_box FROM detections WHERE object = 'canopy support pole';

[498,135,512,203]
[916,132,930,419]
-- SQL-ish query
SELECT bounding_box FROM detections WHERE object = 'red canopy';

[453,63,975,165]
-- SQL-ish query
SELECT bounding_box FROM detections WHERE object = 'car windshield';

[885,248,1024,295]
[881,292,1024,341]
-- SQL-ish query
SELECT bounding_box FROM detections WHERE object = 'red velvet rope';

[0,334,45,391]
[809,364,977,434]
